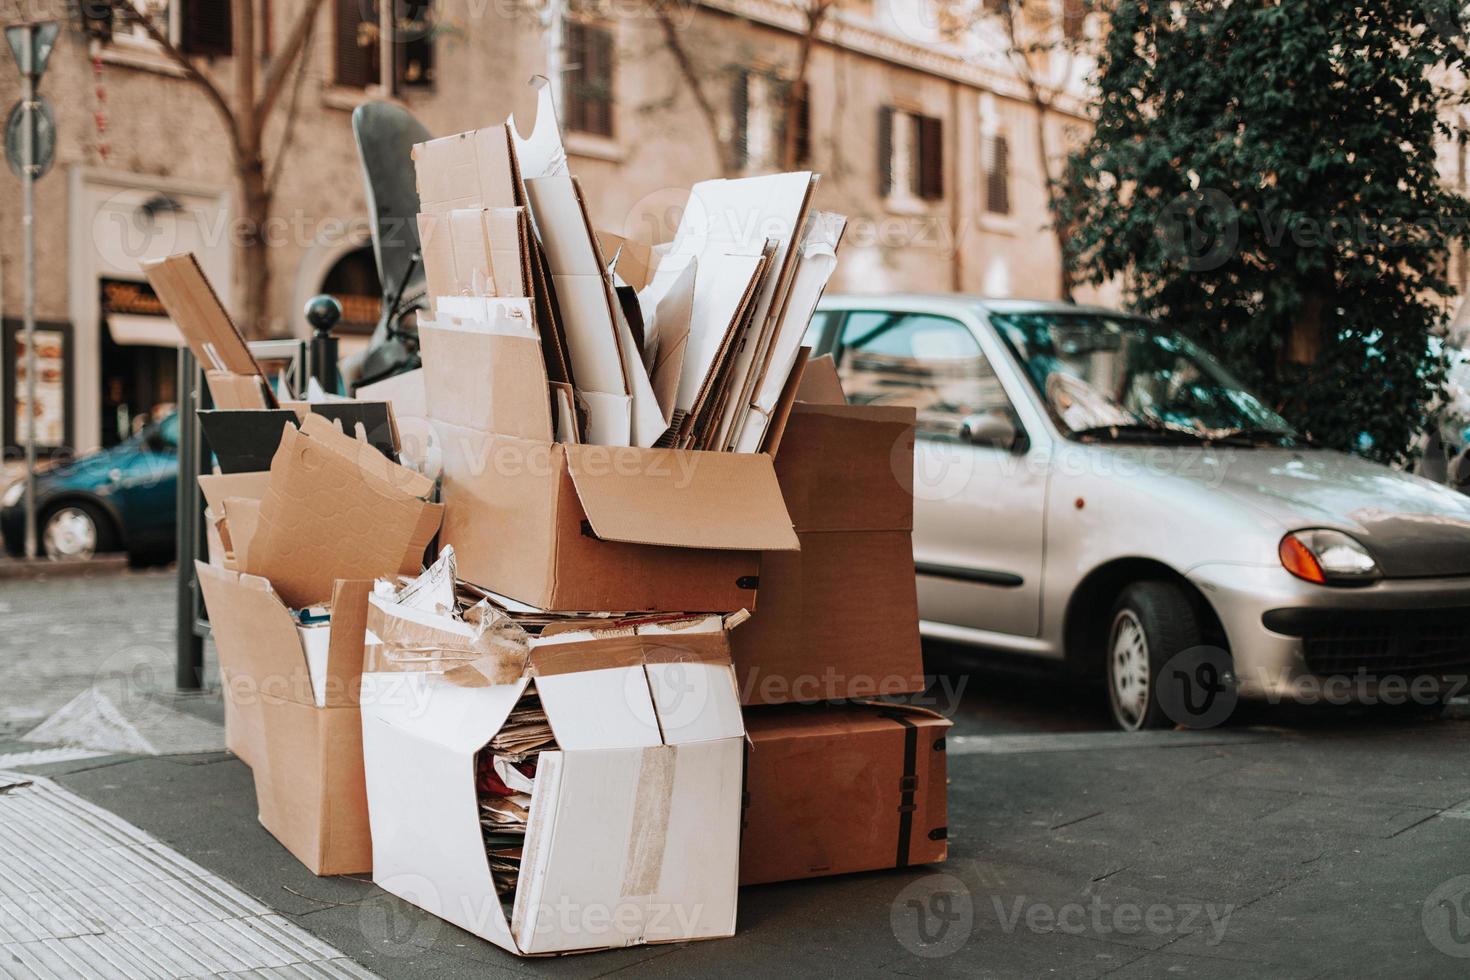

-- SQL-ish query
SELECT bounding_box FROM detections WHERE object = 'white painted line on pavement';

[947,729,1274,755]
[0,746,111,769]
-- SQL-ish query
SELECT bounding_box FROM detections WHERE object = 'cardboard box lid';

[243,414,441,608]
[774,403,915,533]
[195,562,372,708]
[527,619,744,747]
[563,444,798,551]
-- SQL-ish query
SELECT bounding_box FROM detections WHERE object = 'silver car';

[810,295,1470,730]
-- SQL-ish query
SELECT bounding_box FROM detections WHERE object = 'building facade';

[0,0,1099,459]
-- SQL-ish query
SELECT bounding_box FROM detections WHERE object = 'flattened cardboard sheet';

[198,410,299,473]
[142,254,261,377]
[420,321,553,441]
[243,415,440,608]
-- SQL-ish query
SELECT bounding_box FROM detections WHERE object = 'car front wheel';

[41,502,113,561]
[1106,580,1208,731]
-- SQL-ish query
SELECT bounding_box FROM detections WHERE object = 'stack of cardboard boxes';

[152,78,949,959]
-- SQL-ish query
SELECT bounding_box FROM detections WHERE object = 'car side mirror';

[961,413,1024,452]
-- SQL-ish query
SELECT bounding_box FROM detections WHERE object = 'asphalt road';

[3,569,1470,978]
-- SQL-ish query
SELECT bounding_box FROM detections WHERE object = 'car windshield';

[989,311,1296,442]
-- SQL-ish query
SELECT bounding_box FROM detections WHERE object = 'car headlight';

[1279,529,1380,585]
[0,480,23,509]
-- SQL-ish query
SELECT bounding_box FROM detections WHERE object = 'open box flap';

[536,667,663,750]
[297,413,434,499]
[323,580,374,708]
[526,630,731,676]
[199,471,270,511]
[220,497,260,568]
[362,671,529,756]
[194,562,315,706]
[563,445,798,551]
[795,354,845,405]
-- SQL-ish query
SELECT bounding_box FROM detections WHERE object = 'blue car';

[1,414,178,562]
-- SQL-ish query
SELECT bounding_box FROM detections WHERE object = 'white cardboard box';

[360,619,745,956]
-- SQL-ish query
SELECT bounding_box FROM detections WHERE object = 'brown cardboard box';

[739,702,950,886]
[197,562,374,876]
[732,399,925,702]
[422,317,799,612]
[435,424,798,612]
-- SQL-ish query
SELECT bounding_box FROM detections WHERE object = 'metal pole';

[175,346,205,690]
[20,28,37,561]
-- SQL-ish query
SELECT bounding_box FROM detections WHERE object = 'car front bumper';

[1187,562,1470,702]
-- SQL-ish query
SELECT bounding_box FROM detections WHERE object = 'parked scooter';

[340,102,432,392]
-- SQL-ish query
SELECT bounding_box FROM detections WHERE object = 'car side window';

[837,311,1020,443]
[803,310,835,353]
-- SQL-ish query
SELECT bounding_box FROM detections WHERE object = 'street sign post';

[5,20,59,561]
[5,95,55,179]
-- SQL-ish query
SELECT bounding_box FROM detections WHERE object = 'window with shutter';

[565,22,615,138]
[878,105,894,197]
[730,69,751,172]
[1062,0,1088,41]
[985,134,1011,215]
[917,114,944,200]
[181,0,233,57]
[335,0,380,88]
[396,0,435,88]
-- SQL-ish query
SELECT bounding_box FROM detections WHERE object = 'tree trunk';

[236,157,274,339]
[1030,99,1074,302]
[1288,290,1326,366]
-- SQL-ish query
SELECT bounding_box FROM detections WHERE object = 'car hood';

[1178,447,1470,578]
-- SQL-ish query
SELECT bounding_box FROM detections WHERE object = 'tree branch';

[780,0,837,170]
[651,2,729,171]
[111,2,241,158]
[255,0,331,142]
[266,11,318,194]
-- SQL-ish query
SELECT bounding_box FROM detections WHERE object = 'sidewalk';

[5,573,1470,976]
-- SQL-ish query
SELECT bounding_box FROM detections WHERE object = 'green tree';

[1063,0,1470,462]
